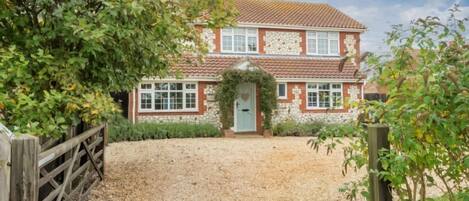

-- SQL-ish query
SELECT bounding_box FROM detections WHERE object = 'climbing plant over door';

[215,69,277,130]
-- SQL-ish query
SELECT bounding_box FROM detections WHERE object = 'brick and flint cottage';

[127,0,367,135]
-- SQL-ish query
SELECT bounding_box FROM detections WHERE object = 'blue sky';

[299,0,469,53]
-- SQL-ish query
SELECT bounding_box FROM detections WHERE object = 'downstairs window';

[139,82,198,112]
[306,83,343,109]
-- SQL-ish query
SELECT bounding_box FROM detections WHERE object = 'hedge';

[108,115,221,142]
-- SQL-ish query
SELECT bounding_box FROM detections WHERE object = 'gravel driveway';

[89,137,364,201]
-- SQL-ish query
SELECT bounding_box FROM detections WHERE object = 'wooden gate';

[8,123,108,201]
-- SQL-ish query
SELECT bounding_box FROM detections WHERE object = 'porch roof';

[172,55,362,80]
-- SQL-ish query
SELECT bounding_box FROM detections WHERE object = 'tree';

[311,7,469,201]
[0,0,237,137]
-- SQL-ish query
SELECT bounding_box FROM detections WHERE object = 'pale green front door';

[235,83,256,132]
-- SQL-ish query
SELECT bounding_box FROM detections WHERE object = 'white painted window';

[307,31,339,56]
[306,83,342,109]
[139,82,198,112]
[221,28,258,53]
[277,83,287,99]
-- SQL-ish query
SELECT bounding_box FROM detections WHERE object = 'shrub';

[272,120,322,136]
[108,115,221,142]
[273,120,355,137]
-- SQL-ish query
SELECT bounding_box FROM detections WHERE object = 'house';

[127,0,366,135]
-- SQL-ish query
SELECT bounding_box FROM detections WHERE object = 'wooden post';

[102,123,108,178]
[103,122,109,146]
[0,131,11,201]
[368,124,392,201]
[10,135,40,201]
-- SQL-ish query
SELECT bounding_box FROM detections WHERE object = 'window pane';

[278,84,286,97]
[247,28,257,35]
[222,36,232,51]
[185,93,196,109]
[308,39,316,53]
[319,91,330,107]
[332,92,342,107]
[248,37,257,52]
[140,84,152,89]
[140,93,152,109]
[185,83,196,90]
[328,32,338,39]
[308,84,317,89]
[222,28,232,34]
[234,28,245,35]
[170,92,183,109]
[234,35,246,52]
[155,83,168,90]
[170,83,183,90]
[155,92,168,110]
[330,39,338,54]
[332,84,341,89]
[318,32,328,39]
[308,32,317,54]
[308,92,317,107]
[318,38,328,54]
[318,83,330,90]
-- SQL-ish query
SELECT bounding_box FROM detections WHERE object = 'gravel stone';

[89,137,365,201]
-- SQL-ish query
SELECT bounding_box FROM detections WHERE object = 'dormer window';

[307,31,339,56]
[222,28,258,53]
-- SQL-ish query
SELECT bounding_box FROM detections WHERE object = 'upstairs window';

[222,28,258,53]
[307,31,339,56]
[139,82,198,112]
[306,83,343,109]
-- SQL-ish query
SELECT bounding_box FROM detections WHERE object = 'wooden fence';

[3,123,108,201]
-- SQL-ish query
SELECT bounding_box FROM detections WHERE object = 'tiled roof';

[234,0,366,30]
[173,55,361,80]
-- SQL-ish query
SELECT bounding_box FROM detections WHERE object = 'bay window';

[222,28,258,53]
[139,82,198,112]
[307,31,339,56]
[307,83,343,109]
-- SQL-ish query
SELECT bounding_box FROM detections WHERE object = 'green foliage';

[108,115,221,142]
[427,191,469,201]
[273,120,326,136]
[215,68,277,129]
[311,7,469,201]
[0,0,236,137]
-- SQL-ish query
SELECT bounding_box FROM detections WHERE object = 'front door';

[235,83,256,132]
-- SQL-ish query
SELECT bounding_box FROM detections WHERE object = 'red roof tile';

[173,55,361,80]
[234,0,366,30]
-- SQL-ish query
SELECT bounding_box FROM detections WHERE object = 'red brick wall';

[340,32,361,61]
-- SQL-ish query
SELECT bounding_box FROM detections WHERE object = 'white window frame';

[277,83,287,100]
[306,83,343,109]
[138,82,198,112]
[306,31,340,56]
[221,27,258,53]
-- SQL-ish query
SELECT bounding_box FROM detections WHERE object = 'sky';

[299,0,469,53]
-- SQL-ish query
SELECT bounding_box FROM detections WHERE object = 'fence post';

[10,135,39,201]
[368,124,392,201]
[0,131,11,201]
